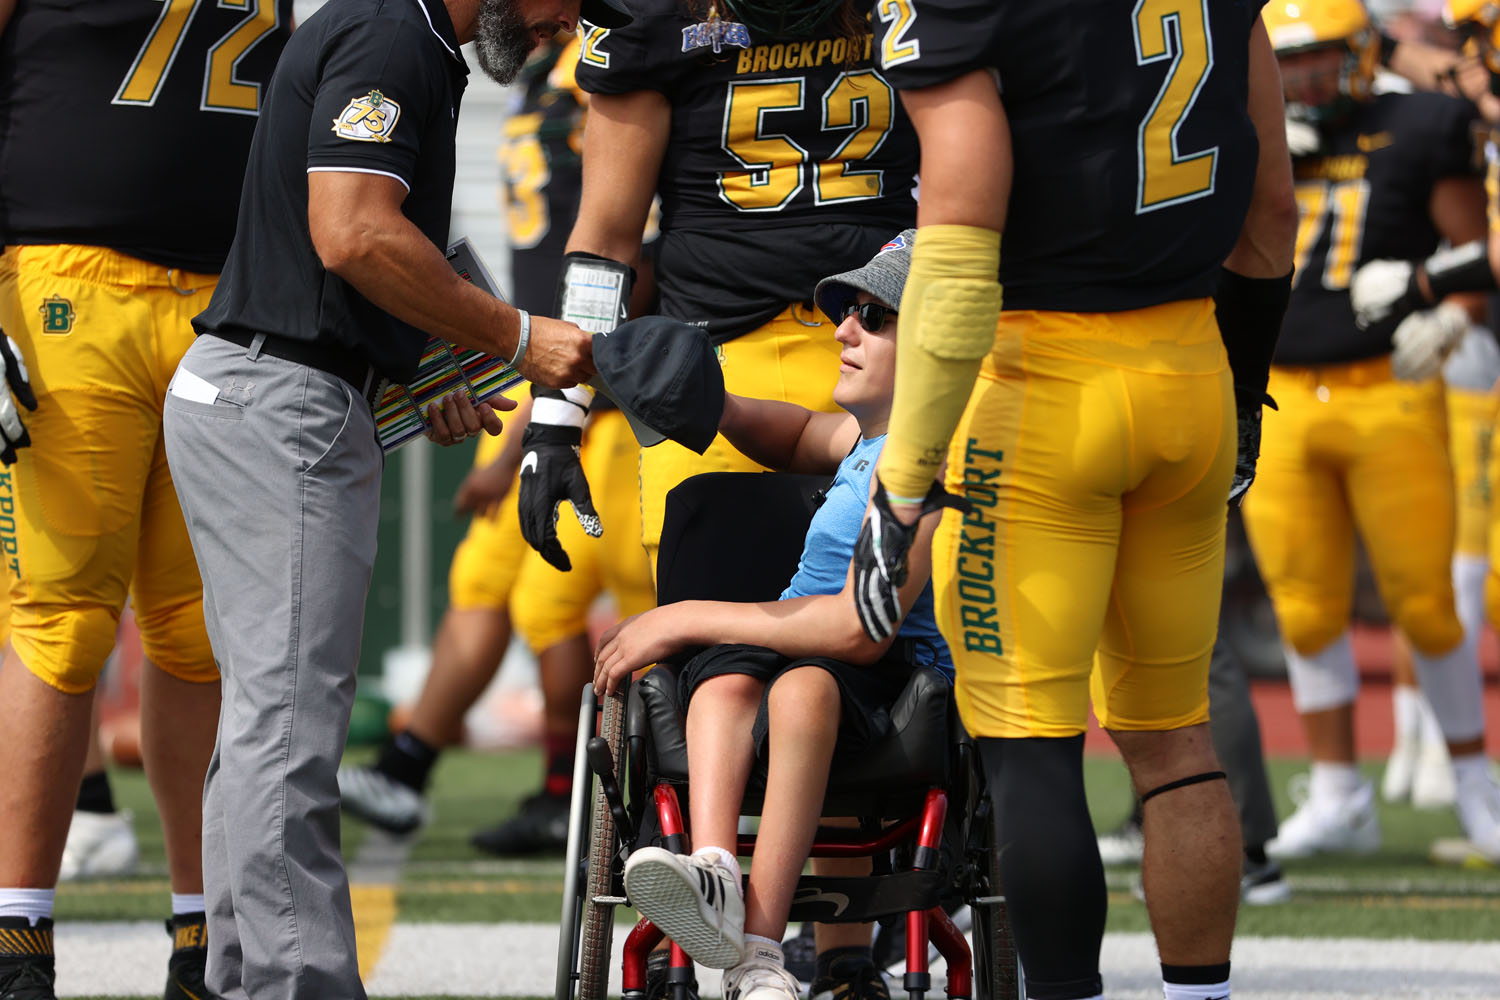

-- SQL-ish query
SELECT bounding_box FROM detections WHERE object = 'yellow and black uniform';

[875,0,1262,740]
[1243,91,1480,659]
[450,37,654,647]
[0,0,293,691]
[574,0,918,566]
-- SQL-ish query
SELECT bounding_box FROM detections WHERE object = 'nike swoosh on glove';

[1390,302,1470,382]
[0,333,37,465]
[517,423,602,572]
[852,478,969,643]
[1228,388,1275,507]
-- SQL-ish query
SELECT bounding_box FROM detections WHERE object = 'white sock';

[1309,761,1363,801]
[0,888,55,925]
[171,893,206,916]
[1452,753,1495,794]
[1411,636,1486,744]
[1392,685,1423,745]
[691,846,743,897]
[1452,555,1487,638]
[1417,695,1447,750]
[1163,980,1230,1000]
[742,934,783,966]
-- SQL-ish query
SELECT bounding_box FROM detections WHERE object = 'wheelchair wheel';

[557,687,600,1000]
[576,689,627,1000]
[971,805,1022,1000]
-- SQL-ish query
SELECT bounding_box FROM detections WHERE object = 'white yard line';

[51,923,1500,998]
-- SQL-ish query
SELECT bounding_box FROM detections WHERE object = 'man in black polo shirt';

[160,0,628,995]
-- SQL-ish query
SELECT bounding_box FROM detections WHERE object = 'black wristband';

[1379,31,1399,68]
[1426,242,1499,300]
[1213,267,1292,395]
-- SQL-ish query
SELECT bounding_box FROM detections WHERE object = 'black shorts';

[677,640,923,760]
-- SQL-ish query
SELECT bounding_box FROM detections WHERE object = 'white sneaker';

[1267,779,1381,859]
[1410,741,1456,810]
[1096,818,1144,866]
[1453,772,1500,863]
[1381,735,1418,804]
[723,941,801,1000]
[624,847,745,969]
[337,765,429,835]
[60,810,138,880]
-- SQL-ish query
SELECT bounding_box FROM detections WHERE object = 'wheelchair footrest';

[785,871,946,924]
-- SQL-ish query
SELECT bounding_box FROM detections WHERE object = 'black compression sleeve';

[1214,267,1293,394]
[1426,243,1500,300]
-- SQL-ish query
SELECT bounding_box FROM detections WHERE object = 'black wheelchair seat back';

[634,470,952,818]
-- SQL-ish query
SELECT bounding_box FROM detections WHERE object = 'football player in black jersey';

[1242,0,1500,870]
[858,2,1297,999]
[0,4,292,999]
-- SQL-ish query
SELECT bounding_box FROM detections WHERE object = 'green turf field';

[55,746,1499,942]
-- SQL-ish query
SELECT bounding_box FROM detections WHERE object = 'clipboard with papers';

[374,238,527,452]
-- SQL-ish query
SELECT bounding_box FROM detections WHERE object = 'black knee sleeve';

[979,735,1105,1000]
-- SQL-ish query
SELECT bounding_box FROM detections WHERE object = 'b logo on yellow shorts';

[39,295,74,334]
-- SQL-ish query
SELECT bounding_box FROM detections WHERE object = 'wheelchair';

[555,471,1022,1000]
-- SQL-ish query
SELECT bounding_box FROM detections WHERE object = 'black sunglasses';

[841,300,897,331]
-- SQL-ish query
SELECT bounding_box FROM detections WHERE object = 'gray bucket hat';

[813,228,916,325]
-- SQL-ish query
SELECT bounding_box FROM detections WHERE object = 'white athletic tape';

[1411,633,1487,744]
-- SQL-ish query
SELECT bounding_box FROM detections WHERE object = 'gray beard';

[474,0,533,85]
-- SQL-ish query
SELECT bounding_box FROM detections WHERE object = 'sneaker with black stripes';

[624,847,745,969]
[644,947,700,1000]
[0,917,56,1000]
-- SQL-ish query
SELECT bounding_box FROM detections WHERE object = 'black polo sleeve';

[307,19,448,191]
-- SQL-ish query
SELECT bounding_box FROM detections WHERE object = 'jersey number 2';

[1133,0,1218,213]
[114,0,280,116]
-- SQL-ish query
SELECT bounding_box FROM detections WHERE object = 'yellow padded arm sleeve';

[878,224,1003,503]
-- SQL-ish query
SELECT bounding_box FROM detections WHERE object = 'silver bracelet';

[508,309,531,368]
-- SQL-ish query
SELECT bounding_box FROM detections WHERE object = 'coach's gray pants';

[1208,629,1280,850]
[163,333,381,1000]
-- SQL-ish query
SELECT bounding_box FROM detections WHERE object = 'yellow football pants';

[1243,358,1462,658]
[1448,386,1497,559]
[637,302,843,576]
[0,245,215,692]
[448,409,654,649]
[936,299,1234,739]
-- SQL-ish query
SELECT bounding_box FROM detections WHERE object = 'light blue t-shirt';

[780,435,953,677]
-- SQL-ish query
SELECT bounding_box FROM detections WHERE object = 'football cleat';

[337,765,429,836]
[59,810,138,880]
[0,918,55,1000]
[1240,857,1292,905]
[1267,778,1381,859]
[810,954,891,1000]
[470,791,570,856]
[165,912,215,1000]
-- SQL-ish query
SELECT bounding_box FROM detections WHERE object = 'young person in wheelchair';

[591,231,956,1000]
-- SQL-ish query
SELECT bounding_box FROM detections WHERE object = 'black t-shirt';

[1276,92,1482,366]
[575,0,918,342]
[194,0,468,382]
[873,0,1265,313]
[0,0,294,270]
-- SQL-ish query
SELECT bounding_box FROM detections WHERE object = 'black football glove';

[517,423,602,572]
[1228,387,1276,507]
[853,478,970,643]
[0,331,37,466]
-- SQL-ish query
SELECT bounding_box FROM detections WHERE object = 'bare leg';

[744,667,839,942]
[1111,724,1240,967]
[538,634,592,745]
[0,651,93,886]
[83,699,108,774]
[685,673,763,854]
[139,659,218,893]
[406,607,512,748]
[1301,703,1357,764]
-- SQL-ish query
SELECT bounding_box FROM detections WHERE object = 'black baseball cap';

[581,0,633,28]
[590,316,724,454]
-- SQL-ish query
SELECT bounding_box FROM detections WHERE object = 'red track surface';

[1085,624,1500,756]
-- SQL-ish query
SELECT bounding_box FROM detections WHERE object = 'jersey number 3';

[1133,0,1218,214]
[114,0,281,116]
